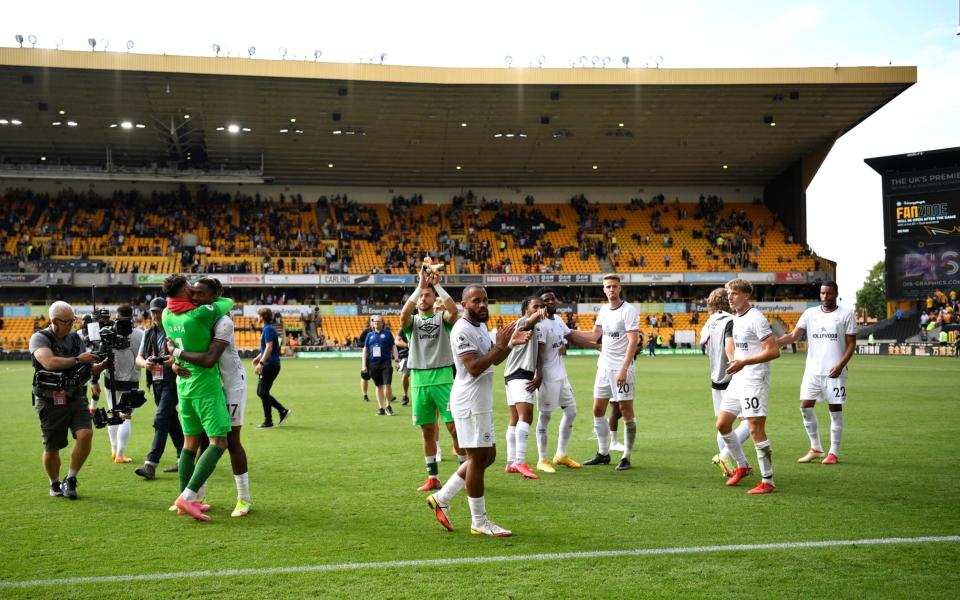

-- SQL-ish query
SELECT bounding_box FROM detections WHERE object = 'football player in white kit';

[175,278,253,517]
[534,288,600,473]
[776,281,856,464]
[716,278,781,494]
[582,275,641,471]
[700,288,751,477]
[426,285,531,537]
[503,296,547,479]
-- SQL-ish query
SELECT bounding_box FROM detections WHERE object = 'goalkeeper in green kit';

[161,275,234,521]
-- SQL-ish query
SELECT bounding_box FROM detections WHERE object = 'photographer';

[134,298,184,480]
[91,305,144,464]
[29,301,108,499]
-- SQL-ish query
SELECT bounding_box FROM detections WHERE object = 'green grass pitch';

[1,354,958,598]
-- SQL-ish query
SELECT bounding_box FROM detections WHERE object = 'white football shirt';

[796,305,856,376]
[213,316,245,390]
[732,306,774,383]
[539,317,571,382]
[449,318,495,416]
[594,301,640,371]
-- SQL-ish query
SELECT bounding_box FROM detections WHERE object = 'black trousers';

[258,363,286,423]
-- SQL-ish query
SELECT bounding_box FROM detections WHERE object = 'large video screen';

[881,164,960,298]
[886,239,960,298]
[888,191,960,240]
[882,167,960,243]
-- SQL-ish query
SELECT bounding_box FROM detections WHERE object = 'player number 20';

[742,396,760,410]
[617,383,630,394]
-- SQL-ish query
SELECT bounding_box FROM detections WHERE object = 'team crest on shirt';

[483,432,491,442]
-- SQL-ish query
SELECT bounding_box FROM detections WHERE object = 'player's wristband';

[407,286,423,305]
[434,283,450,302]
[173,347,183,358]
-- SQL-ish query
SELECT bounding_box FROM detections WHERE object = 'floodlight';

[15,34,23,47]
[314,49,322,60]
[279,47,287,59]
[247,46,256,57]
[88,38,96,50]
[212,43,221,56]
[622,56,630,67]
[28,34,37,47]
[126,40,134,52]
[504,55,513,66]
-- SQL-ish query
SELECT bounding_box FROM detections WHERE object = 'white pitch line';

[2,535,958,589]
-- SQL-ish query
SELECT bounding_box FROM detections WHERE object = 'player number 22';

[833,387,846,399]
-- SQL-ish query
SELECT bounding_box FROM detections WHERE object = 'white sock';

[829,410,844,457]
[536,411,552,461]
[198,484,207,500]
[594,417,610,454]
[436,445,442,462]
[467,496,487,528]
[515,421,531,465]
[435,472,465,504]
[721,431,749,467]
[623,418,638,460]
[755,439,774,484]
[107,424,119,453]
[234,472,250,502]
[735,420,751,445]
[67,468,78,479]
[717,431,727,456]
[116,419,132,457]
[505,425,517,465]
[180,488,198,502]
[557,404,576,457]
[608,430,618,445]
[801,407,822,451]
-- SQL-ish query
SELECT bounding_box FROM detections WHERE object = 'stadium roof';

[0,48,916,187]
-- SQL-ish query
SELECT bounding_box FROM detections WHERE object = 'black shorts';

[35,395,92,451]
[370,362,393,387]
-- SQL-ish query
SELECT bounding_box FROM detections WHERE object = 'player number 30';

[742,396,760,410]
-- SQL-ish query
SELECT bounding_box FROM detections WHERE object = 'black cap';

[149,297,167,312]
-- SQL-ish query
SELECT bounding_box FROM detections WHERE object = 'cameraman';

[134,298,184,480]
[29,301,108,499]
[91,305,144,464]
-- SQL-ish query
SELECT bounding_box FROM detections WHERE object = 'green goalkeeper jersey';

[162,296,234,401]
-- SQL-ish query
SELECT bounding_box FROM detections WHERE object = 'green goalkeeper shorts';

[411,383,454,427]
[179,391,231,438]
